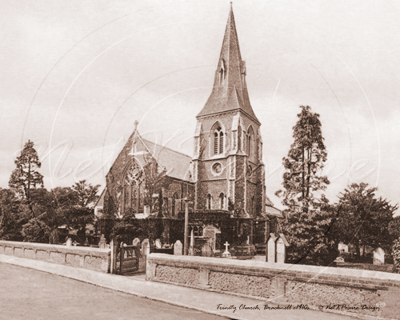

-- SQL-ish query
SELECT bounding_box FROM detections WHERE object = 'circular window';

[212,162,222,175]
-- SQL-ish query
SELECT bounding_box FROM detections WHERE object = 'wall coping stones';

[0,240,110,273]
[147,253,400,286]
[0,240,110,256]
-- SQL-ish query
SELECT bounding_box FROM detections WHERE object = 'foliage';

[389,216,400,240]
[21,217,51,243]
[0,188,26,241]
[393,238,400,273]
[276,106,334,265]
[110,209,143,243]
[0,180,100,243]
[71,180,100,208]
[9,140,44,202]
[276,105,329,211]
[329,183,397,257]
[141,155,171,212]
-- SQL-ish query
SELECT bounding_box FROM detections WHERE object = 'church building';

[95,5,282,249]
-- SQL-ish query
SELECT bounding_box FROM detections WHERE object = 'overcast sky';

[1,0,399,212]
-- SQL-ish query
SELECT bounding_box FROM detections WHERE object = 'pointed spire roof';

[197,4,260,124]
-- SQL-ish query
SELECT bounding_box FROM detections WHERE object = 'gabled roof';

[94,187,106,208]
[197,5,260,124]
[141,138,192,181]
[265,205,283,218]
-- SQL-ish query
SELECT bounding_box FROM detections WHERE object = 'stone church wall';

[147,254,400,319]
[0,241,110,273]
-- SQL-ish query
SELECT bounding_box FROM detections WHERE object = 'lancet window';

[123,160,144,214]
[213,125,224,155]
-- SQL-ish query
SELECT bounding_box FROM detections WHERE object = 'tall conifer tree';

[276,106,334,265]
[9,140,44,202]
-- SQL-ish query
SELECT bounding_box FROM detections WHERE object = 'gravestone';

[373,247,385,265]
[266,233,277,263]
[203,225,221,251]
[155,238,162,249]
[276,234,289,264]
[188,229,195,256]
[222,241,231,258]
[338,242,349,253]
[201,239,213,257]
[132,238,140,246]
[141,239,150,257]
[98,234,107,249]
[174,240,183,255]
[66,237,72,247]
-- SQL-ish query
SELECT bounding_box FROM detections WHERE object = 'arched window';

[238,125,242,151]
[206,194,212,210]
[172,193,178,216]
[213,125,224,155]
[219,193,225,209]
[123,160,143,214]
[219,59,225,85]
[247,126,254,157]
[219,131,224,154]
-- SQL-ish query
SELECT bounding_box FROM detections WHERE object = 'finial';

[134,120,139,131]
[230,1,233,9]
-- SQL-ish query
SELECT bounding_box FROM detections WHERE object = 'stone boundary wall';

[0,241,110,273]
[146,254,400,319]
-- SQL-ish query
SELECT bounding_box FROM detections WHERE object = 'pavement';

[0,254,361,320]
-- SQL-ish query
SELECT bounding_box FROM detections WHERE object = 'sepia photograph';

[0,0,400,319]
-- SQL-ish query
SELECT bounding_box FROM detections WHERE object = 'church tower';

[192,5,266,218]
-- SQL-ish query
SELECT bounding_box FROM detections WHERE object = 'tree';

[71,180,100,208]
[0,188,25,241]
[389,215,400,240]
[276,106,334,265]
[141,155,171,214]
[330,183,397,259]
[276,106,329,211]
[9,140,44,203]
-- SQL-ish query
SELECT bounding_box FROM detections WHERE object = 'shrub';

[392,238,400,273]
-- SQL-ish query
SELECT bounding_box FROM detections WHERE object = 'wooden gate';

[115,244,140,275]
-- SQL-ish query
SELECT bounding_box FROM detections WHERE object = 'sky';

[1,0,399,212]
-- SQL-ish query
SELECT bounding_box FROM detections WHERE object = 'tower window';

[206,194,212,210]
[247,126,254,157]
[219,193,225,209]
[213,126,224,155]
[219,60,225,85]
[238,125,242,151]
[219,131,224,154]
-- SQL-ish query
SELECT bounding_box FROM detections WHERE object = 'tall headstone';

[373,247,385,265]
[66,237,72,247]
[174,240,183,255]
[203,225,221,251]
[141,239,150,257]
[188,229,195,256]
[276,234,289,264]
[132,238,140,246]
[155,238,162,249]
[202,238,213,257]
[98,234,107,249]
[267,234,277,263]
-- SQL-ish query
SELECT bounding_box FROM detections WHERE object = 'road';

[0,262,225,320]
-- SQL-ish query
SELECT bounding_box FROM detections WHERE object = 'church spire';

[197,4,259,124]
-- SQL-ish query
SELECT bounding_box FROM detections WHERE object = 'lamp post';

[183,198,189,255]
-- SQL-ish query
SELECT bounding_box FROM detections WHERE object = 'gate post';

[110,239,118,274]
[184,199,189,255]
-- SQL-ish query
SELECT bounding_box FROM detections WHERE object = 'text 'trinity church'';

[95,5,282,249]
